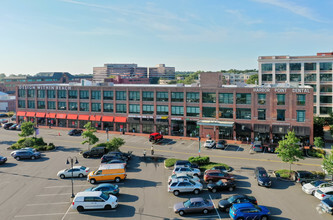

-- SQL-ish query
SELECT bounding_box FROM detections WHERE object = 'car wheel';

[60,174,65,179]
[208,180,213,184]
[228,187,234,192]
[115,177,121,183]
[179,210,185,216]
[78,173,84,178]
[194,174,199,177]
[260,215,268,220]
[31,156,35,160]
[237,218,244,220]
[173,190,180,196]
[311,191,315,196]
[212,188,217,193]
[194,189,200,195]
[104,205,111,210]
[225,207,230,212]
[301,181,306,186]
[83,154,87,158]
[90,179,96,184]
[15,157,20,161]
[203,209,209,214]
[77,206,84,212]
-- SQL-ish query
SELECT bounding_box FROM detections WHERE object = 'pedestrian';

[151,146,154,155]
[122,129,125,135]
[143,149,146,157]
[246,137,249,144]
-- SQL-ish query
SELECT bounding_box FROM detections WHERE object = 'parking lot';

[0,127,331,219]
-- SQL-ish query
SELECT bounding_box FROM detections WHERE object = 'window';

[18,100,25,108]
[320,107,332,114]
[277,109,285,121]
[171,92,184,102]
[297,94,306,105]
[236,108,251,119]
[68,90,77,99]
[80,102,89,111]
[47,90,55,99]
[290,63,301,71]
[142,91,154,102]
[320,85,332,93]
[304,74,316,82]
[258,94,266,105]
[320,62,332,71]
[297,110,305,122]
[28,100,35,109]
[116,104,127,113]
[58,102,66,110]
[129,104,140,113]
[219,93,233,104]
[57,90,67,99]
[80,90,89,99]
[18,89,26,98]
[320,74,332,82]
[314,95,317,103]
[261,63,272,71]
[103,91,113,100]
[36,101,44,109]
[277,94,285,105]
[37,90,45,98]
[320,96,332,104]
[91,91,101,100]
[275,63,286,71]
[69,102,77,111]
[186,92,199,103]
[103,103,113,112]
[129,91,140,101]
[202,92,216,103]
[276,74,286,81]
[157,105,169,115]
[116,91,126,100]
[156,92,168,102]
[186,106,199,117]
[219,108,233,118]
[202,107,216,118]
[290,74,301,82]
[262,74,272,81]
[143,105,154,114]
[236,93,251,104]
[258,109,266,120]
[305,63,316,71]
[27,89,35,98]
[171,106,184,116]
[91,103,101,112]
[310,85,317,92]
[48,101,56,110]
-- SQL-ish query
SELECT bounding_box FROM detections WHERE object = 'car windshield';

[259,172,268,177]
[216,180,224,186]
[189,180,196,185]
[227,196,237,203]
[81,166,86,170]
[100,193,109,201]
[329,197,333,202]
[183,199,192,208]
[310,181,324,187]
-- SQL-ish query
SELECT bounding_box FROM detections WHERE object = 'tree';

[322,147,333,180]
[313,116,325,138]
[109,137,125,151]
[82,122,99,151]
[276,131,304,174]
[246,74,258,84]
[19,122,35,137]
[314,137,324,148]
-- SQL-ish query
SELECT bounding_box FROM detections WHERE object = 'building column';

[316,62,320,115]
[272,63,276,84]
[286,62,290,84]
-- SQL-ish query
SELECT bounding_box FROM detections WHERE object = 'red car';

[149,132,163,143]
[204,170,235,183]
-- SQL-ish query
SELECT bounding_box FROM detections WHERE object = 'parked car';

[106,159,127,167]
[174,160,199,168]
[68,129,83,136]
[3,122,14,129]
[302,180,333,195]
[252,141,263,152]
[71,191,118,212]
[211,165,231,172]
[218,195,258,212]
[11,115,16,121]
[229,203,270,220]
[168,179,203,196]
[82,146,107,158]
[320,196,333,215]
[314,187,333,200]
[149,132,163,143]
[294,170,319,185]
[11,150,41,160]
[168,173,201,184]
[0,113,8,118]
[174,197,214,216]
[254,167,272,187]
[172,167,201,177]
[16,124,21,131]
[204,169,235,183]
[8,124,18,130]
[207,179,236,193]
[20,147,37,152]
[0,119,8,124]
[57,166,90,179]
[0,155,7,164]
[204,140,216,148]
[216,140,227,150]
[85,183,119,195]
[107,151,132,161]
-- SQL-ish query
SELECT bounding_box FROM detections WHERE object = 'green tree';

[314,137,324,148]
[19,122,35,137]
[276,131,304,174]
[322,147,333,180]
[246,74,258,84]
[109,137,125,151]
[82,122,99,150]
[314,116,325,138]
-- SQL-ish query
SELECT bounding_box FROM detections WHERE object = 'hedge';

[188,156,210,166]
[165,158,179,168]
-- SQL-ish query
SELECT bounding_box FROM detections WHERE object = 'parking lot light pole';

[66,156,78,198]
[106,128,109,142]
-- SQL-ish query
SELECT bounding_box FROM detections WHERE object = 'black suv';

[254,167,271,187]
[3,123,14,129]
[294,170,319,185]
[101,151,132,163]
[82,147,107,158]
[68,129,83,136]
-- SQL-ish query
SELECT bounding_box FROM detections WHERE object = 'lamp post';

[106,128,109,142]
[66,156,79,198]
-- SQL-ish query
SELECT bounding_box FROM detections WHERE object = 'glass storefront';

[218,126,233,140]
[103,122,114,131]
[171,120,184,136]
[91,121,102,130]
[79,120,89,128]
[58,119,66,127]
[37,117,46,126]
[186,121,199,137]
[156,119,169,135]
[68,119,78,128]
[142,124,154,134]
[116,123,126,132]
[235,123,252,141]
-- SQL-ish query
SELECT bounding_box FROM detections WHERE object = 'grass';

[200,163,230,171]
[164,158,179,167]
[275,169,294,179]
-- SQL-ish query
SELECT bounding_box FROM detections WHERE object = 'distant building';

[223,72,257,85]
[0,92,15,112]
[0,83,6,93]
[104,76,150,84]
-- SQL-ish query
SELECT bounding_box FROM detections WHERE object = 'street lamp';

[66,156,79,198]
[106,128,109,142]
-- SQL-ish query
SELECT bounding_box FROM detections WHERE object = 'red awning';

[78,115,90,120]
[67,114,78,120]
[114,117,127,123]
[17,111,26,116]
[46,113,56,118]
[26,112,35,117]
[36,112,46,117]
[102,116,114,122]
[56,114,67,119]
[90,115,102,121]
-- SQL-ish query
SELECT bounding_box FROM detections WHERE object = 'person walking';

[151,146,154,155]
[143,149,146,158]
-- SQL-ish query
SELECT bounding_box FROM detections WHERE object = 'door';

[93,197,105,209]
[83,197,95,209]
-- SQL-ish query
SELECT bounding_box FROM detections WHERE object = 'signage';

[18,85,72,90]
[171,118,183,120]
[253,87,311,93]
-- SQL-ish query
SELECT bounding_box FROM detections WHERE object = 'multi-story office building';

[258,52,333,116]
[16,72,314,144]
[223,72,257,85]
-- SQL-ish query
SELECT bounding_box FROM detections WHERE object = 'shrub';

[200,163,230,171]
[275,169,294,179]
[35,137,46,146]
[46,144,55,151]
[34,145,46,151]
[188,156,210,166]
[17,138,26,145]
[10,143,21,149]
[165,158,179,167]
[22,138,34,148]
[312,171,326,179]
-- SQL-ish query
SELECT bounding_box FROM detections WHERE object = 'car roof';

[256,167,266,171]
[206,169,222,173]
[296,170,312,174]
[72,166,84,169]
[96,183,114,187]
[76,191,102,197]
[190,197,205,202]
[233,202,255,209]
[176,160,189,164]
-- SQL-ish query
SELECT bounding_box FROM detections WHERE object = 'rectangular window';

[18,89,26,98]
[276,74,286,81]
[320,62,332,71]
[47,90,55,99]
[143,105,154,114]
[290,74,301,82]
[219,108,233,118]
[116,104,127,113]
[310,85,316,92]
[68,90,77,99]
[28,100,35,109]
[69,102,77,111]
[275,63,286,71]
[236,93,251,104]
[277,94,285,105]
[202,92,216,103]
[186,106,199,117]
[171,106,184,116]
[37,101,45,109]
[47,101,56,110]
[157,105,169,115]
[116,91,126,100]
[202,107,216,118]
[58,102,66,110]
[296,110,305,122]
[297,94,306,106]
[258,109,266,120]
[37,90,45,98]
[156,92,168,102]
[236,108,251,119]
[91,91,101,100]
[277,109,285,121]
[320,96,332,104]
[314,95,317,103]
[142,91,154,102]
[129,104,140,113]
[320,107,332,115]
[103,103,113,112]
[171,92,184,102]
[129,91,140,101]
[261,63,272,71]
[257,94,266,105]
[27,89,35,98]
[304,74,316,82]
[18,100,26,108]
[320,85,332,93]
[305,63,316,71]
[186,92,199,103]
[80,102,89,111]
[219,93,233,104]
[79,90,89,99]
[57,90,67,99]
[262,74,272,81]
[91,103,101,112]
[290,63,301,71]
[320,74,332,82]
[103,91,113,100]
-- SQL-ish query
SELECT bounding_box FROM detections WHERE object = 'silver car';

[57,166,90,179]
[168,179,203,196]
[168,173,201,184]
[172,167,201,177]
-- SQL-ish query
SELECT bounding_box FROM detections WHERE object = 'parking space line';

[61,204,72,220]
[36,193,70,196]
[27,202,69,206]
[187,141,196,148]
[45,184,89,189]
[209,194,222,220]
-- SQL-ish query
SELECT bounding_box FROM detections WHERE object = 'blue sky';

[1,0,333,75]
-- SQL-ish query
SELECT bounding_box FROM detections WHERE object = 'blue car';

[85,183,119,195]
[230,203,270,220]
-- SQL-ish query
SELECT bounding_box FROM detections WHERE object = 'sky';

[1,0,333,75]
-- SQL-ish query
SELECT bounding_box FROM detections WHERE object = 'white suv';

[314,186,333,200]
[168,179,203,196]
[72,191,118,212]
[204,140,216,148]
[172,167,201,177]
[302,181,333,195]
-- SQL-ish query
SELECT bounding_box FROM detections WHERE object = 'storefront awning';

[197,120,234,127]
[272,125,290,134]
[90,115,101,121]
[292,126,310,136]
[46,113,56,118]
[78,115,90,120]
[114,117,127,123]
[36,112,46,118]
[254,124,270,133]
[17,111,26,116]
[102,116,114,122]
[67,114,78,120]
[56,114,67,119]
[26,112,36,117]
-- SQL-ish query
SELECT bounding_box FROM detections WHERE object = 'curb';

[273,171,294,182]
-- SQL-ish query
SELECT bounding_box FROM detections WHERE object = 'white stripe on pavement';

[27,202,69,206]
[209,194,222,220]
[44,185,89,188]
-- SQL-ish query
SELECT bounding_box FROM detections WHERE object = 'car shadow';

[269,178,296,190]
[0,170,58,180]
[78,204,135,218]
[15,157,50,162]
[55,146,82,152]
[265,206,283,216]
[224,145,244,152]
[235,180,252,188]
[0,141,16,146]
[118,193,139,203]
[155,138,177,145]
[123,178,161,188]
[234,174,249,180]
[0,162,17,167]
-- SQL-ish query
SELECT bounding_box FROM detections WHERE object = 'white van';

[72,191,118,212]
